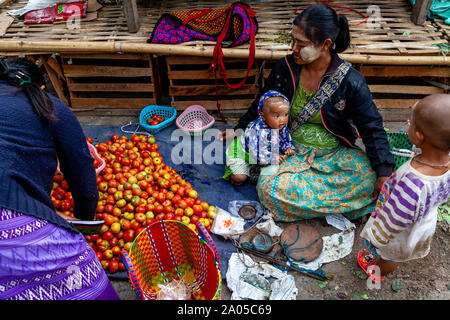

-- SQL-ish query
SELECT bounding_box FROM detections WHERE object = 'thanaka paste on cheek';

[300,46,321,62]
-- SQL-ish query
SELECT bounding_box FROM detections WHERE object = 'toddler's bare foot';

[230,174,248,186]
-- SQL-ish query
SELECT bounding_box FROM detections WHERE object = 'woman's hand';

[56,210,79,221]
[217,129,236,141]
[372,176,388,201]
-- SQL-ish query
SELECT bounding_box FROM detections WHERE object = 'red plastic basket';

[121,220,221,300]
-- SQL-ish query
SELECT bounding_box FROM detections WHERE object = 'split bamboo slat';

[1,0,448,62]
[0,0,448,113]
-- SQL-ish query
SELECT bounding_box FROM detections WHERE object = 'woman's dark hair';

[0,57,56,122]
[293,4,350,54]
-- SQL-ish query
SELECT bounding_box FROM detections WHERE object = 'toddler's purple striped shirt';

[360,159,449,262]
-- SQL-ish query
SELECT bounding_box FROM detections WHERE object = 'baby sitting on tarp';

[223,90,296,185]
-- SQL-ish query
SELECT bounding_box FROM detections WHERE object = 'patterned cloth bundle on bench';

[149,1,258,90]
[148,1,257,47]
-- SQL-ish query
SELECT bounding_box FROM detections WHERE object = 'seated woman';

[219,4,395,221]
[0,57,119,300]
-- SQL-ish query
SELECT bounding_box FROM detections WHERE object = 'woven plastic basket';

[139,105,177,134]
[121,220,221,300]
[56,142,105,176]
[176,105,215,136]
[387,132,414,171]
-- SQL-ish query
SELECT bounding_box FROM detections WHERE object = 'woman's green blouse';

[290,84,340,149]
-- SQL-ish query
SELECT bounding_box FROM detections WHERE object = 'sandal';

[357,249,385,283]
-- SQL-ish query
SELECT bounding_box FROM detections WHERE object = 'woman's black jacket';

[235,53,395,178]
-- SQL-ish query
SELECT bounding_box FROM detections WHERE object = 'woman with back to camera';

[220,4,395,221]
[0,57,119,300]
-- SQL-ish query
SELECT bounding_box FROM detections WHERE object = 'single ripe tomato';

[193,205,203,215]
[156,213,165,221]
[190,215,199,224]
[118,262,127,272]
[102,231,114,241]
[108,260,119,273]
[123,229,135,243]
[165,213,174,220]
[96,252,103,261]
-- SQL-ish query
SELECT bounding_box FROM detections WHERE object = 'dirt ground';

[110,218,450,301]
[76,115,449,301]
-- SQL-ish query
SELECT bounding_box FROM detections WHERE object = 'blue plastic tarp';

[82,123,259,279]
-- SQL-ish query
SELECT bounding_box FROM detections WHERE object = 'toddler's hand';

[217,129,236,141]
[284,149,296,156]
[278,154,288,164]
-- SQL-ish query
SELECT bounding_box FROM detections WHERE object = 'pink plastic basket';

[56,142,105,176]
[176,105,215,136]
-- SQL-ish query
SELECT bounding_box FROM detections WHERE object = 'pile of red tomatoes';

[50,134,216,274]
[146,114,165,126]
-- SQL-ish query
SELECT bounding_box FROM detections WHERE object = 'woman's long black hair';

[293,3,351,54]
[0,57,56,122]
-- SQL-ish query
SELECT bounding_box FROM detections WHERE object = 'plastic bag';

[211,207,246,239]
[255,217,283,237]
[8,0,73,17]
[157,279,192,300]
[24,1,87,24]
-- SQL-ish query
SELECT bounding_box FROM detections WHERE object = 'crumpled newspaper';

[226,252,298,300]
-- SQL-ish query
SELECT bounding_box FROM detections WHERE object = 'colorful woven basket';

[386,131,414,171]
[176,105,215,136]
[121,220,221,300]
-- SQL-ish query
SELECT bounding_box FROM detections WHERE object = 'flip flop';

[357,249,385,283]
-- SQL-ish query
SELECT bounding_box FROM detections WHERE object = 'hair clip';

[16,70,32,86]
